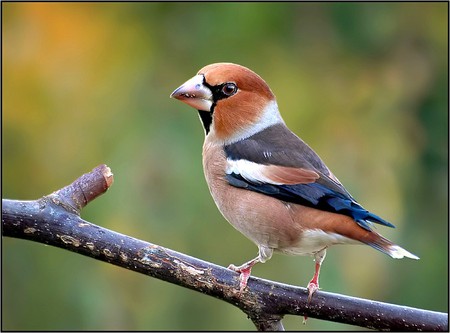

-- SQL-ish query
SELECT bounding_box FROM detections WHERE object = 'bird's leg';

[228,245,273,292]
[303,249,327,324]
[307,262,322,301]
[307,248,327,302]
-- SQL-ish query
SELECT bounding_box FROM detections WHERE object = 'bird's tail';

[365,232,419,260]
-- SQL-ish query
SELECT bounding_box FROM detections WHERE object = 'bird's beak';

[170,74,213,112]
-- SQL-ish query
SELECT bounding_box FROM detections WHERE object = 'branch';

[2,165,448,331]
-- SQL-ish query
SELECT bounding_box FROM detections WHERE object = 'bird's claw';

[303,281,320,324]
[307,281,319,303]
[228,264,251,292]
[227,263,238,271]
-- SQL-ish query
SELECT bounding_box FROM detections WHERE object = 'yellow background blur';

[2,2,448,330]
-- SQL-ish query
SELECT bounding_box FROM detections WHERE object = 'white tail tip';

[389,245,420,260]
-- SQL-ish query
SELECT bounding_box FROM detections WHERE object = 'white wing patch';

[226,158,319,185]
[226,158,280,184]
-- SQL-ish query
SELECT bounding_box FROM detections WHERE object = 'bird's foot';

[228,263,252,292]
[303,280,320,324]
[307,280,319,303]
[228,256,260,292]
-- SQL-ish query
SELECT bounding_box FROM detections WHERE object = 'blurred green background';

[2,2,448,331]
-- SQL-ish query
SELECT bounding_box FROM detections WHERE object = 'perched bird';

[170,62,419,300]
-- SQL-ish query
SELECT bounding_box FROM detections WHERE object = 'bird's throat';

[197,110,213,135]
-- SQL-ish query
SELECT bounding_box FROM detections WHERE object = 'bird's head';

[170,63,283,143]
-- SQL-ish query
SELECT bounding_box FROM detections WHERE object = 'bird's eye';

[221,83,237,96]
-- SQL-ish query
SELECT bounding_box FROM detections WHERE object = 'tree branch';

[2,165,448,331]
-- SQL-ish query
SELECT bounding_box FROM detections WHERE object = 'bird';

[170,62,419,301]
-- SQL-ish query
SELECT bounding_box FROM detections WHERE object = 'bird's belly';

[207,175,303,250]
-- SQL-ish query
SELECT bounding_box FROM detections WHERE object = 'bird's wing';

[224,124,395,231]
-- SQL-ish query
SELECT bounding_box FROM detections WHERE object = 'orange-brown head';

[171,63,283,143]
